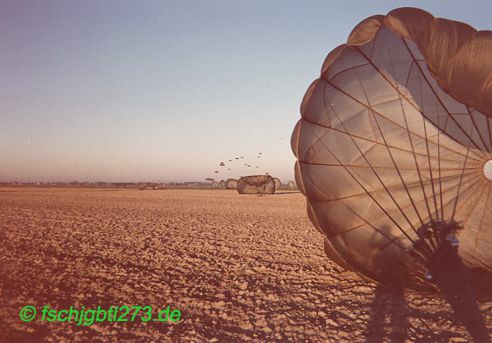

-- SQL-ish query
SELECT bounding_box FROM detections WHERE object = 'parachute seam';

[349,39,485,162]
[400,39,486,159]
[383,34,436,225]
[323,79,417,238]
[316,76,483,162]
[311,124,416,243]
[416,69,441,224]
[451,142,472,220]
[322,78,421,239]
[307,169,479,206]
[467,106,491,152]
[474,183,491,251]
[488,117,492,150]
[300,116,479,163]
[299,160,480,172]
[327,205,407,251]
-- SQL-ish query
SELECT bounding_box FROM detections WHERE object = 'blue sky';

[1,0,491,182]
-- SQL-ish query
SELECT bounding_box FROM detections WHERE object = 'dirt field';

[0,188,490,342]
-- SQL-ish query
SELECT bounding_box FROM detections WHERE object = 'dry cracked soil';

[0,187,491,342]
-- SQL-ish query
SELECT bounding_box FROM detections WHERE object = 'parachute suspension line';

[328,204,408,251]
[417,79,440,225]
[352,73,426,239]
[373,233,413,258]
[467,105,489,152]
[325,78,424,240]
[354,42,481,264]
[354,46,439,245]
[300,113,471,164]
[321,82,419,243]
[418,107,441,250]
[487,117,492,151]
[396,65,435,226]
[437,103,447,222]
[451,141,472,221]
[383,40,428,228]
[357,39,484,163]
[311,128,416,244]
[400,39,486,160]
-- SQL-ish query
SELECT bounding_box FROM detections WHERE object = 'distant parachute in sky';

[205,178,214,182]
[291,7,492,302]
[214,171,219,174]
[219,162,225,166]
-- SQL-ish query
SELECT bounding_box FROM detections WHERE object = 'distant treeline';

[0,181,213,189]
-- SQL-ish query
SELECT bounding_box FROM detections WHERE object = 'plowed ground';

[0,188,490,342]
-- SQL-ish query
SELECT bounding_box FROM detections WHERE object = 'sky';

[1,0,491,183]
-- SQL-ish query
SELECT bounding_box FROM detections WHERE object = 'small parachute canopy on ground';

[273,178,282,189]
[210,181,219,189]
[225,178,238,189]
[237,175,276,194]
[219,180,226,188]
[287,181,296,189]
[139,183,159,190]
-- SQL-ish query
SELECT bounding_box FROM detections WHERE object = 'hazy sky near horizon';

[1,0,491,182]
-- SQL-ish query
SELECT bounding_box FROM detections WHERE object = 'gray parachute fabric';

[237,175,276,194]
[225,178,238,189]
[292,7,492,298]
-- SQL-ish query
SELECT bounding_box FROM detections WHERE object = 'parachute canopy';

[225,178,238,189]
[287,181,296,189]
[237,175,276,194]
[292,7,492,296]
